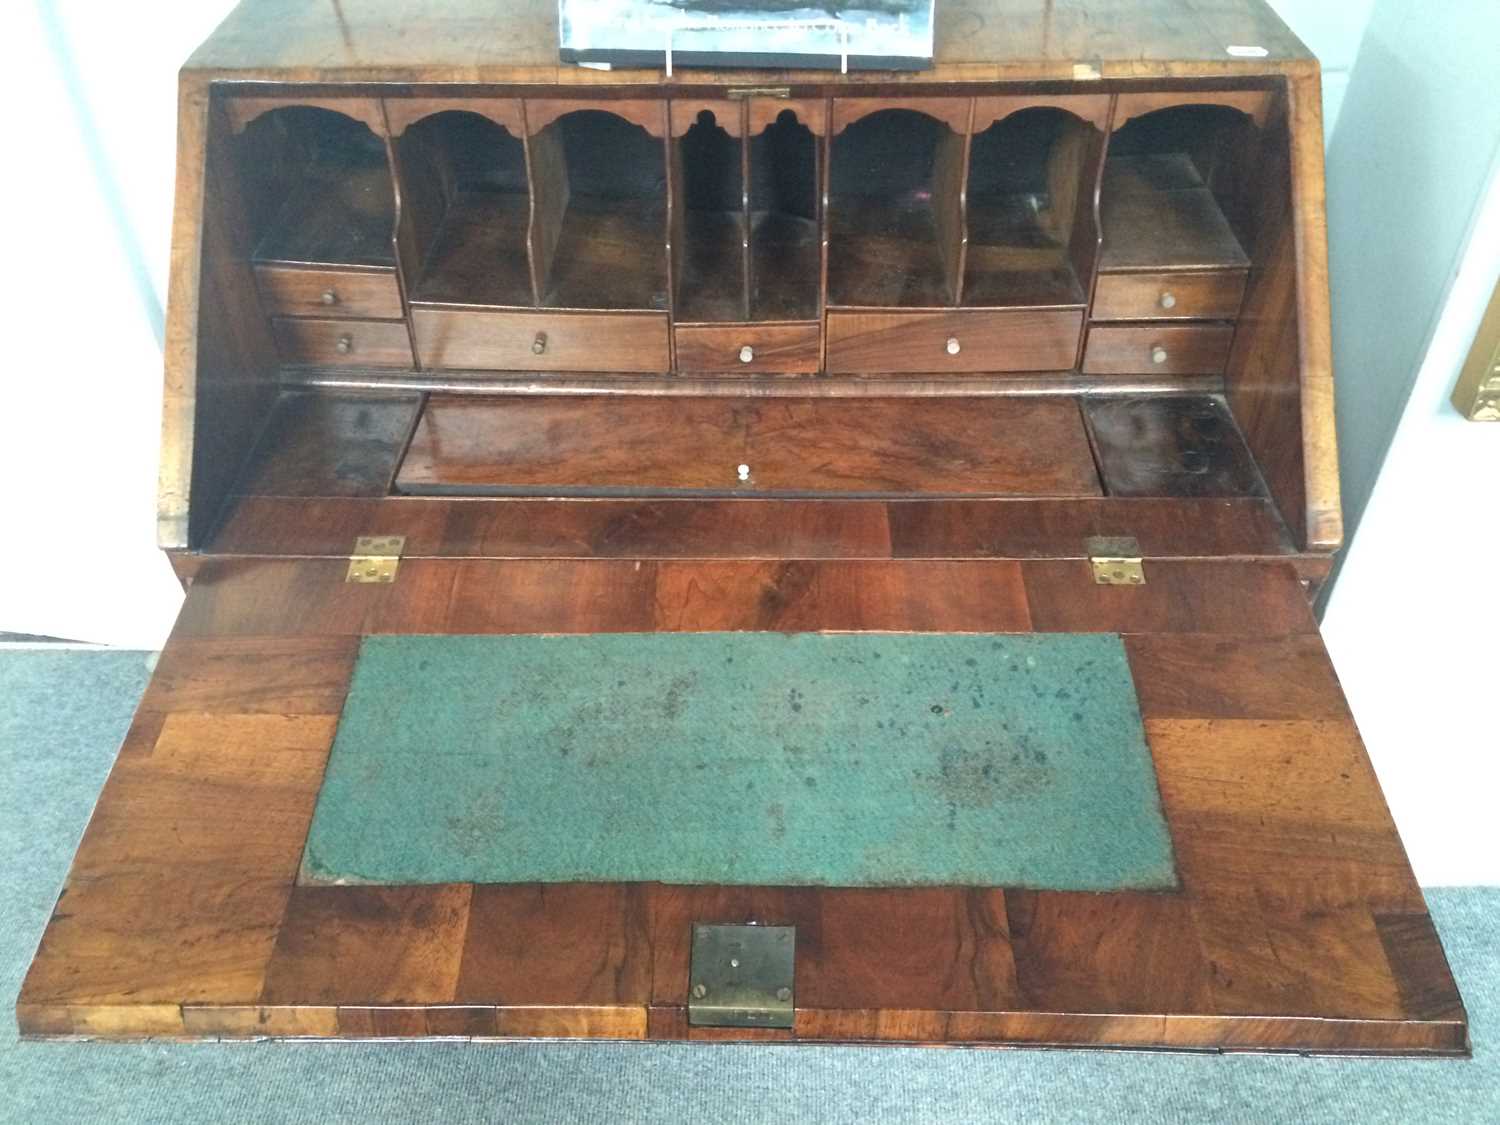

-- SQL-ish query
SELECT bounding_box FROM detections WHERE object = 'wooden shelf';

[395,109,533,306]
[238,107,396,269]
[962,196,1088,306]
[533,110,669,311]
[1100,154,1250,272]
[750,211,820,321]
[252,167,395,268]
[962,106,1100,308]
[827,109,962,308]
[674,110,746,322]
[749,109,822,321]
[828,199,952,307]
[543,197,668,310]
[677,211,745,323]
[409,190,531,306]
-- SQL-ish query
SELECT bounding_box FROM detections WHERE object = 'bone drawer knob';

[320,289,339,306]
[1151,345,1169,365]
[532,332,548,355]
[739,345,754,363]
[945,336,961,356]
[1158,291,1177,310]
[335,334,353,354]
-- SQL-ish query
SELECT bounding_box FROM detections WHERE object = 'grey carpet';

[2,648,1495,1125]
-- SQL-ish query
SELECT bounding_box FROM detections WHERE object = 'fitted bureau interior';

[204,84,1305,547]
[231,89,1271,368]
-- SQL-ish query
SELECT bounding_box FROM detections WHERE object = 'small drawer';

[255,265,403,320]
[825,309,1083,374]
[1082,323,1234,376]
[271,317,414,367]
[1092,271,1247,322]
[675,323,821,374]
[412,308,670,373]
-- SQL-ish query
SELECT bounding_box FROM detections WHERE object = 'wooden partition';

[749,101,825,324]
[525,103,670,311]
[826,100,971,308]
[671,101,747,323]
[963,96,1108,309]
[389,102,532,307]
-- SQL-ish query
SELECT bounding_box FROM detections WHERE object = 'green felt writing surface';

[302,632,1177,890]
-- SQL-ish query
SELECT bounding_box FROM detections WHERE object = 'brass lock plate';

[688,924,795,1028]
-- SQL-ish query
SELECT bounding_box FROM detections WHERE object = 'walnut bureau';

[17,0,1467,1055]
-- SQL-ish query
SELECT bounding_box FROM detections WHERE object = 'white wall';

[1266,0,1375,140]
[0,1,232,647]
[1323,163,1500,886]
[1320,2,1500,884]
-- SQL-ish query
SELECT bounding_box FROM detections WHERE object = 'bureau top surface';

[186,0,1312,83]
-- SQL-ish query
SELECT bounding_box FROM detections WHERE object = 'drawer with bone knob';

[824,309,1083,374]
[411,308,671,373]
[1081,323,1235,375]
[254,265,404,320]
[1092,270,1248,322]
[674,323,821,374]
[270,316,414,367]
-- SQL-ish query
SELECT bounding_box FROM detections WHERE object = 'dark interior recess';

[675,110,746,322]
[827,110,962,307]
[223,390,1274,513]
[533,110,669,310]
[749,109,821,321]
[236,106,396,268]
[236,390,423,499]
[395,110,533,306]
[1083,395,1267,498]
[963,108,1100,308]
[1100,104,1260,271]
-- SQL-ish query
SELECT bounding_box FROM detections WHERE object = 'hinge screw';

[692,983,708,999]
[776,988,792,1002]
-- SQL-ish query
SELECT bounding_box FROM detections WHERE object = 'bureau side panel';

[1224,72,1341,554]
[159,80,281,550]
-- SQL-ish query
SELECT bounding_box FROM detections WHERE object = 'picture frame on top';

[558,0,937,71]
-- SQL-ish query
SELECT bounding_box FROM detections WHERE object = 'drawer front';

[675,323,821,374]
[1082,323,1235,375]
[413,308,670,373]
[271,317,414,367]
[1092,271,1247,322]
[256,265,403,320]
[825,309,1083,374]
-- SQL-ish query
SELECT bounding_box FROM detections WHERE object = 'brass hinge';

[688,924,795,1029]
[1087,536,1145,586]
[345,535,404,583]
